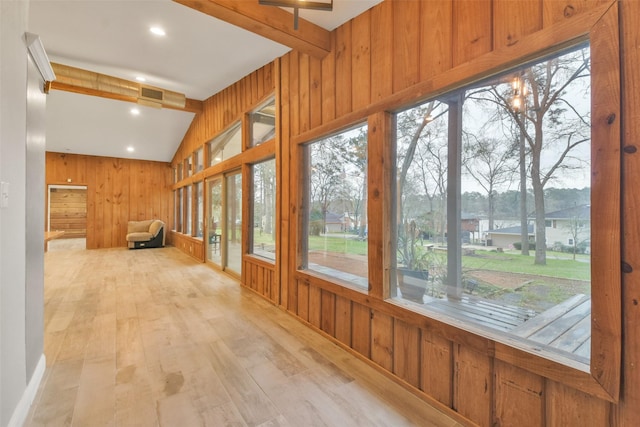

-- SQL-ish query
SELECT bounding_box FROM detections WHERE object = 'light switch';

[1,182,9,208]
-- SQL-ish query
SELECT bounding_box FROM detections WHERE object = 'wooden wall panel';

[420,0,453,81]
[320,290,336,337]
[546,380,610,426]
[453,345,492,427]
[335,22,353,118]
[542,0,610,26]
[299,54,310,134]
[619,0,640,423]
[309,57,323,129]
[289,51,301,138]
[370,0,393,102]
[309,284,322,329]
[351,302,371,358]
[242,259,277,303]
[297,280,310,322]
[421,330,453,407]
[171,233,204,261]
[371,310,394,372]
[46,152,172,249]
[351,13,371,111]
[279,55,292,311]
[334,295,351,347]
[494,361,544,426]
[451,0,493,66]
[392,0,421,92]
[393,320,421,388]
[321,38,336,124]
[493,0,543,49]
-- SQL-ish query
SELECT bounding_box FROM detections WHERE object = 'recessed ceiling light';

[136,76,146,82]
[150,26,166,36]
[127,146,135,153]
[130,108,140,115]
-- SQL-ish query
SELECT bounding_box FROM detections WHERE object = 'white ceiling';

[28,0,382,162]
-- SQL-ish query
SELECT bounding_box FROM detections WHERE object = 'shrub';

[513,241,536,250]
[309,220,323,236]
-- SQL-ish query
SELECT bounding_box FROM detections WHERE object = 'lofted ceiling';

[28,0,382,162]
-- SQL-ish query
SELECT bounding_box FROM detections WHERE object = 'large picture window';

[394,45,593,363]
[185,184,192,235]
[251,158,276,261]
[303,123,368,289]
[195,181,203,238]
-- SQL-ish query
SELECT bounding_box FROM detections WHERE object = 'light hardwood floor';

[26,246,463,427]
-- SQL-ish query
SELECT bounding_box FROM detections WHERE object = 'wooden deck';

[425,293,591,361]
[511,294,591,361]
[428,295,537,332]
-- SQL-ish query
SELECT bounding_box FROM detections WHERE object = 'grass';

[307,233,368,256]
[461,249,590,281]
[295,233,590,281]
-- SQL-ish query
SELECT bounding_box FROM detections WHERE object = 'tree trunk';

[519,123,530,256]
[531,132,546,265]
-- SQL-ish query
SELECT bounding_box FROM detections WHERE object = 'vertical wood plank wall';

[45,152,173,249]
[171,63,278,300]
[166,0,639,425]
[276,1,626,426]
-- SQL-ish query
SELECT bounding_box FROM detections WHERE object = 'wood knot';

[563,5,576,18]
[607,113,616,124]
[622,261,633,274]
[624,145,637,154]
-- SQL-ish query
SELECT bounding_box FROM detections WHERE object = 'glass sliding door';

[207,177,223,266]
[226,172,242,275]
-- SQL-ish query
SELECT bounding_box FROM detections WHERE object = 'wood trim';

[173,0,331,58]
[290,1,611,146]
[618,0,640,421]
[368,112,393,300]
[588,0,621,401]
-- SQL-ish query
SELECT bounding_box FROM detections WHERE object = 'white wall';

[25,49,46,387]
[1,0,46,425]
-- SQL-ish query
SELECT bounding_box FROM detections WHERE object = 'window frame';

[392,46,594,354]
[299,122,370,291]
[249,157,277,263]
[290,5,620,402]
[207,121,242,168]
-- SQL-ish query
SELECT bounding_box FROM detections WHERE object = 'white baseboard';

[8,354,46,427]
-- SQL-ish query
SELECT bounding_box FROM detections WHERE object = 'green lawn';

[307,233,368,255]
[297,233,589,281]
[461,249,590,281]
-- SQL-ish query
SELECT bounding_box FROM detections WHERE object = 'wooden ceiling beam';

[49,82,203,114]
[49,63,203,114]
[174,0,331,58]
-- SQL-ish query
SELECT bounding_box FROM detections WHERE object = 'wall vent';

[140,85,164,102]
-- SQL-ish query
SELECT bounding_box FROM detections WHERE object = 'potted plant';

[396,220,431,302]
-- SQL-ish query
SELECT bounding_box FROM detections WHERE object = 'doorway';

[47,185,87,250]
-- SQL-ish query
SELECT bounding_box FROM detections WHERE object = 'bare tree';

[341,129,368,238]
[564,205,590,261]
[309,136,345,234]
[463,134,518,231]
[469,47,590,264]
